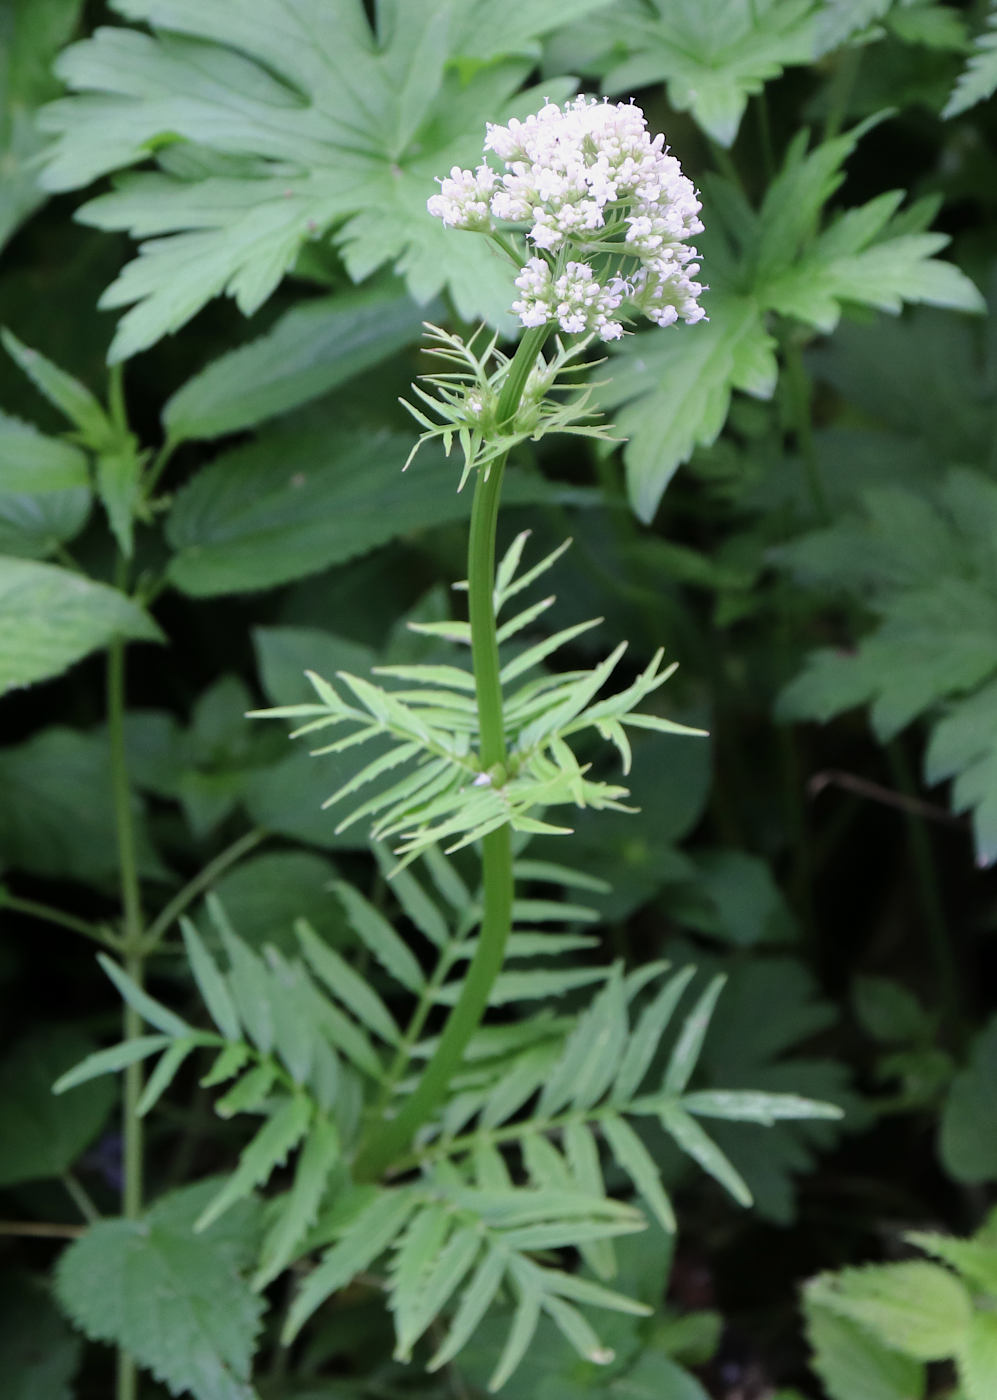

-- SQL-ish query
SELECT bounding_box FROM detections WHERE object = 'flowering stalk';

[353,326,548,1180]
[357,96,705,1178]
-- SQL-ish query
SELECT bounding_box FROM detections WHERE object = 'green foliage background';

[2,0,997,1396]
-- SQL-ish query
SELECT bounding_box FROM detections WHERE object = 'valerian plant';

[50,95,839,1395]
[5,3,994,1399]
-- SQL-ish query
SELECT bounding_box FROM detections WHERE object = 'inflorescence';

[428,96,706,341]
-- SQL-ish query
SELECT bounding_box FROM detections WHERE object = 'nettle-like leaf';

[776,468,997,864]
[0,725,168,885]
[0,487,91,563]
[0,1028,116,1188]
[807,1261,973,1362]
[944,0,997,117]
[55,1181,264,1400]
[939,1016,997,1184]
[805,1300,925,1400]
[0,1271,82,1400]
[805,1214,997,1400]
[1,329,149,556]
[0,557,161,694]
[603,123,982,521]
[255,531,704,864]
[35,0,612,359]
[0,410,88,494]
[165,419,582,598]
[161,276,429,445]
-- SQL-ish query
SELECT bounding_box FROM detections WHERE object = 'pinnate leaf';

[53,1035,172,1093]
[284,1187,418,1341]
[196,1093,313,1232]
[182,918,241,1041]
[254,1113,340,1290]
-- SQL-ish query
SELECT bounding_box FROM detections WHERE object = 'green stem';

[353,326,548,1182]
[108,584,143,1400]
[63,1172,101,1224]
[823,44,862,143]
[783,334,831,523]
[0,893,119,949]
[756,90,775,181]
[707,138,746,196]
[372,944,460,1123]
[142,828,267,952]
[144,437,178,497]
[108,363,127,432]
[393,1097,638,1175]
[885,740,961,1041]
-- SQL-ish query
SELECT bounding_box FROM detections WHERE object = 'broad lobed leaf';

[36,0,608,356]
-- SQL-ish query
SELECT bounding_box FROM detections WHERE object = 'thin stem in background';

[707,137,747,196]
[0,893,120,950]
[353,325,549,1181]
[108,628,145,1223]
[783,335,831,523]
[0,1220,86,1239]
[885,740,962,1042]
[823,44,863,143]
[107,559,144,1400]
[372,941,461,1129]
[756,89,775,181]
[144,437,178,497]
[142,827,268,952]
[63,1172,101,1224]
[108,362,127,432]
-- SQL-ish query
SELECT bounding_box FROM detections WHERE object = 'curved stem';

[142,827,267,952]
[783,333,830,523]
[353,325,548,1182]
[63,1172,101,1224]
[108,560,143,1400]
[0,893,119,949]
[353,829,513,1181]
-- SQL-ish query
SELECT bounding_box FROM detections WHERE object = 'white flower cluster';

[428,96,705,341]
[513,259,627,340]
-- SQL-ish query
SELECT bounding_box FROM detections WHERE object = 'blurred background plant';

[1,1,997,1397]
